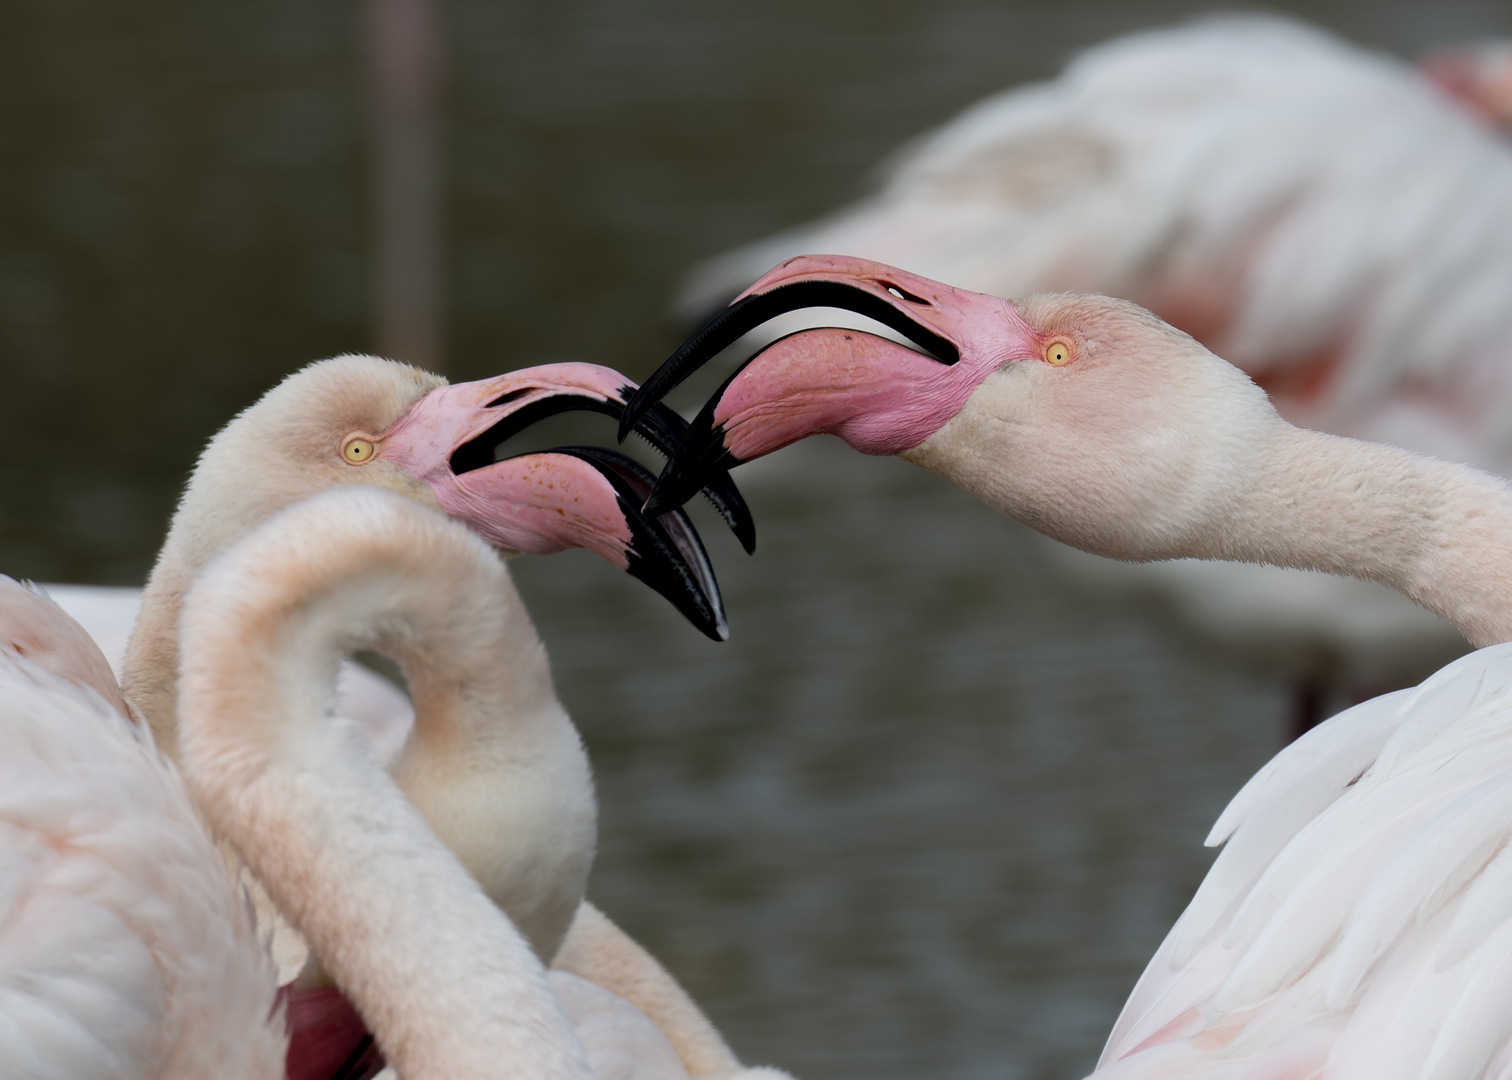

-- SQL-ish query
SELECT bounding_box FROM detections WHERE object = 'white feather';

[0,650,283,1080]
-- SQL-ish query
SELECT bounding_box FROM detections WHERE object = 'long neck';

[384,589,595,962]
[122,531,197,759]
[1211,427,1512,650]
[910,412,1512,650]
[176,492,592,1079]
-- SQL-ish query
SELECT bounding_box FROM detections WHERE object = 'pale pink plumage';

[0,577,286,1080]
[0,504,706,1080]
[28,352,786,1080]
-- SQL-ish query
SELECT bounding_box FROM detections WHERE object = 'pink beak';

[380,362,748,641]
[621,256,1036,516]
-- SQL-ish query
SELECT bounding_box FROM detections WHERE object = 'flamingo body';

[0,578,285,1080]
[15,581,777,1078]
[0,556,768,1079]
[550,973,689,1080]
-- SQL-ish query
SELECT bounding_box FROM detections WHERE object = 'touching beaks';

[641,373,746,519]
[401,363,755,553]
[382,362,737,640]
[462,446,728,641]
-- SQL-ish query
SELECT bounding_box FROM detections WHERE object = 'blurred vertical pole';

[366,0,444,372]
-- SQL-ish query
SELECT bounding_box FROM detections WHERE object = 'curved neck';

[122,535,197,759]
[125,495,594,960]
[176,492,591,1078]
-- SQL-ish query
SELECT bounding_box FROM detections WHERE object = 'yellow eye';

[343,437,376,464]
[1044,338,1074,366]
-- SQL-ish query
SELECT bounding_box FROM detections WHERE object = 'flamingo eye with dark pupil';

[1045,340,1073,366]
[343,438,376,464]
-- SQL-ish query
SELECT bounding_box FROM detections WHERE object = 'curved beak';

[449,446,727,641]
[620,256,964,443]
[382,362,736,640]
[394,362,754,551]
[623,256,1027,516]
[645,326,953,517]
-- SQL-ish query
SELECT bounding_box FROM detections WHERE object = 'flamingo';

[2,510,788,1078]
[121,354,731,957]
[174,485,678,1080]
[40,354,779,1079]
[15,588,772,1079]
[622,255,1512,1074]
[0,494,692,1079]
[676,15,1512,721]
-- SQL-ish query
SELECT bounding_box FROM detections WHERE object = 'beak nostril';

[880,281,930,305]
[486,388,532,409]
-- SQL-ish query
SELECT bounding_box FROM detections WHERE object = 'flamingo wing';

[1095,643,1512,1078]
[0,585,283,1079]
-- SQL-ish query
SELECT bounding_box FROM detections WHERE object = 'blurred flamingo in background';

[680,15,1512,730]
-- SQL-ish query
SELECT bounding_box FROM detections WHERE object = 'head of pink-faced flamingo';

[619,256,1040,518]
[380,361,752,640]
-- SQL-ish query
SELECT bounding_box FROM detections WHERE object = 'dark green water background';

[4,2,1510,1076]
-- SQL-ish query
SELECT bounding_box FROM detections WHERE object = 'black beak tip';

[732,513,756,556]
[629,555,729,643]
[703,613,731,643]
[641,486,678,519]
[614,387,638,443]
[645,425,741,520]
[546,445,730,644]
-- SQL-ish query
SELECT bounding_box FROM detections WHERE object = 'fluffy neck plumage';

[1215,427,1512,649]
[126,396,593,966]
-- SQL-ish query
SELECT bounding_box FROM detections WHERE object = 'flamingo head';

[192,357,749,641]
[624,256,1277,562]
